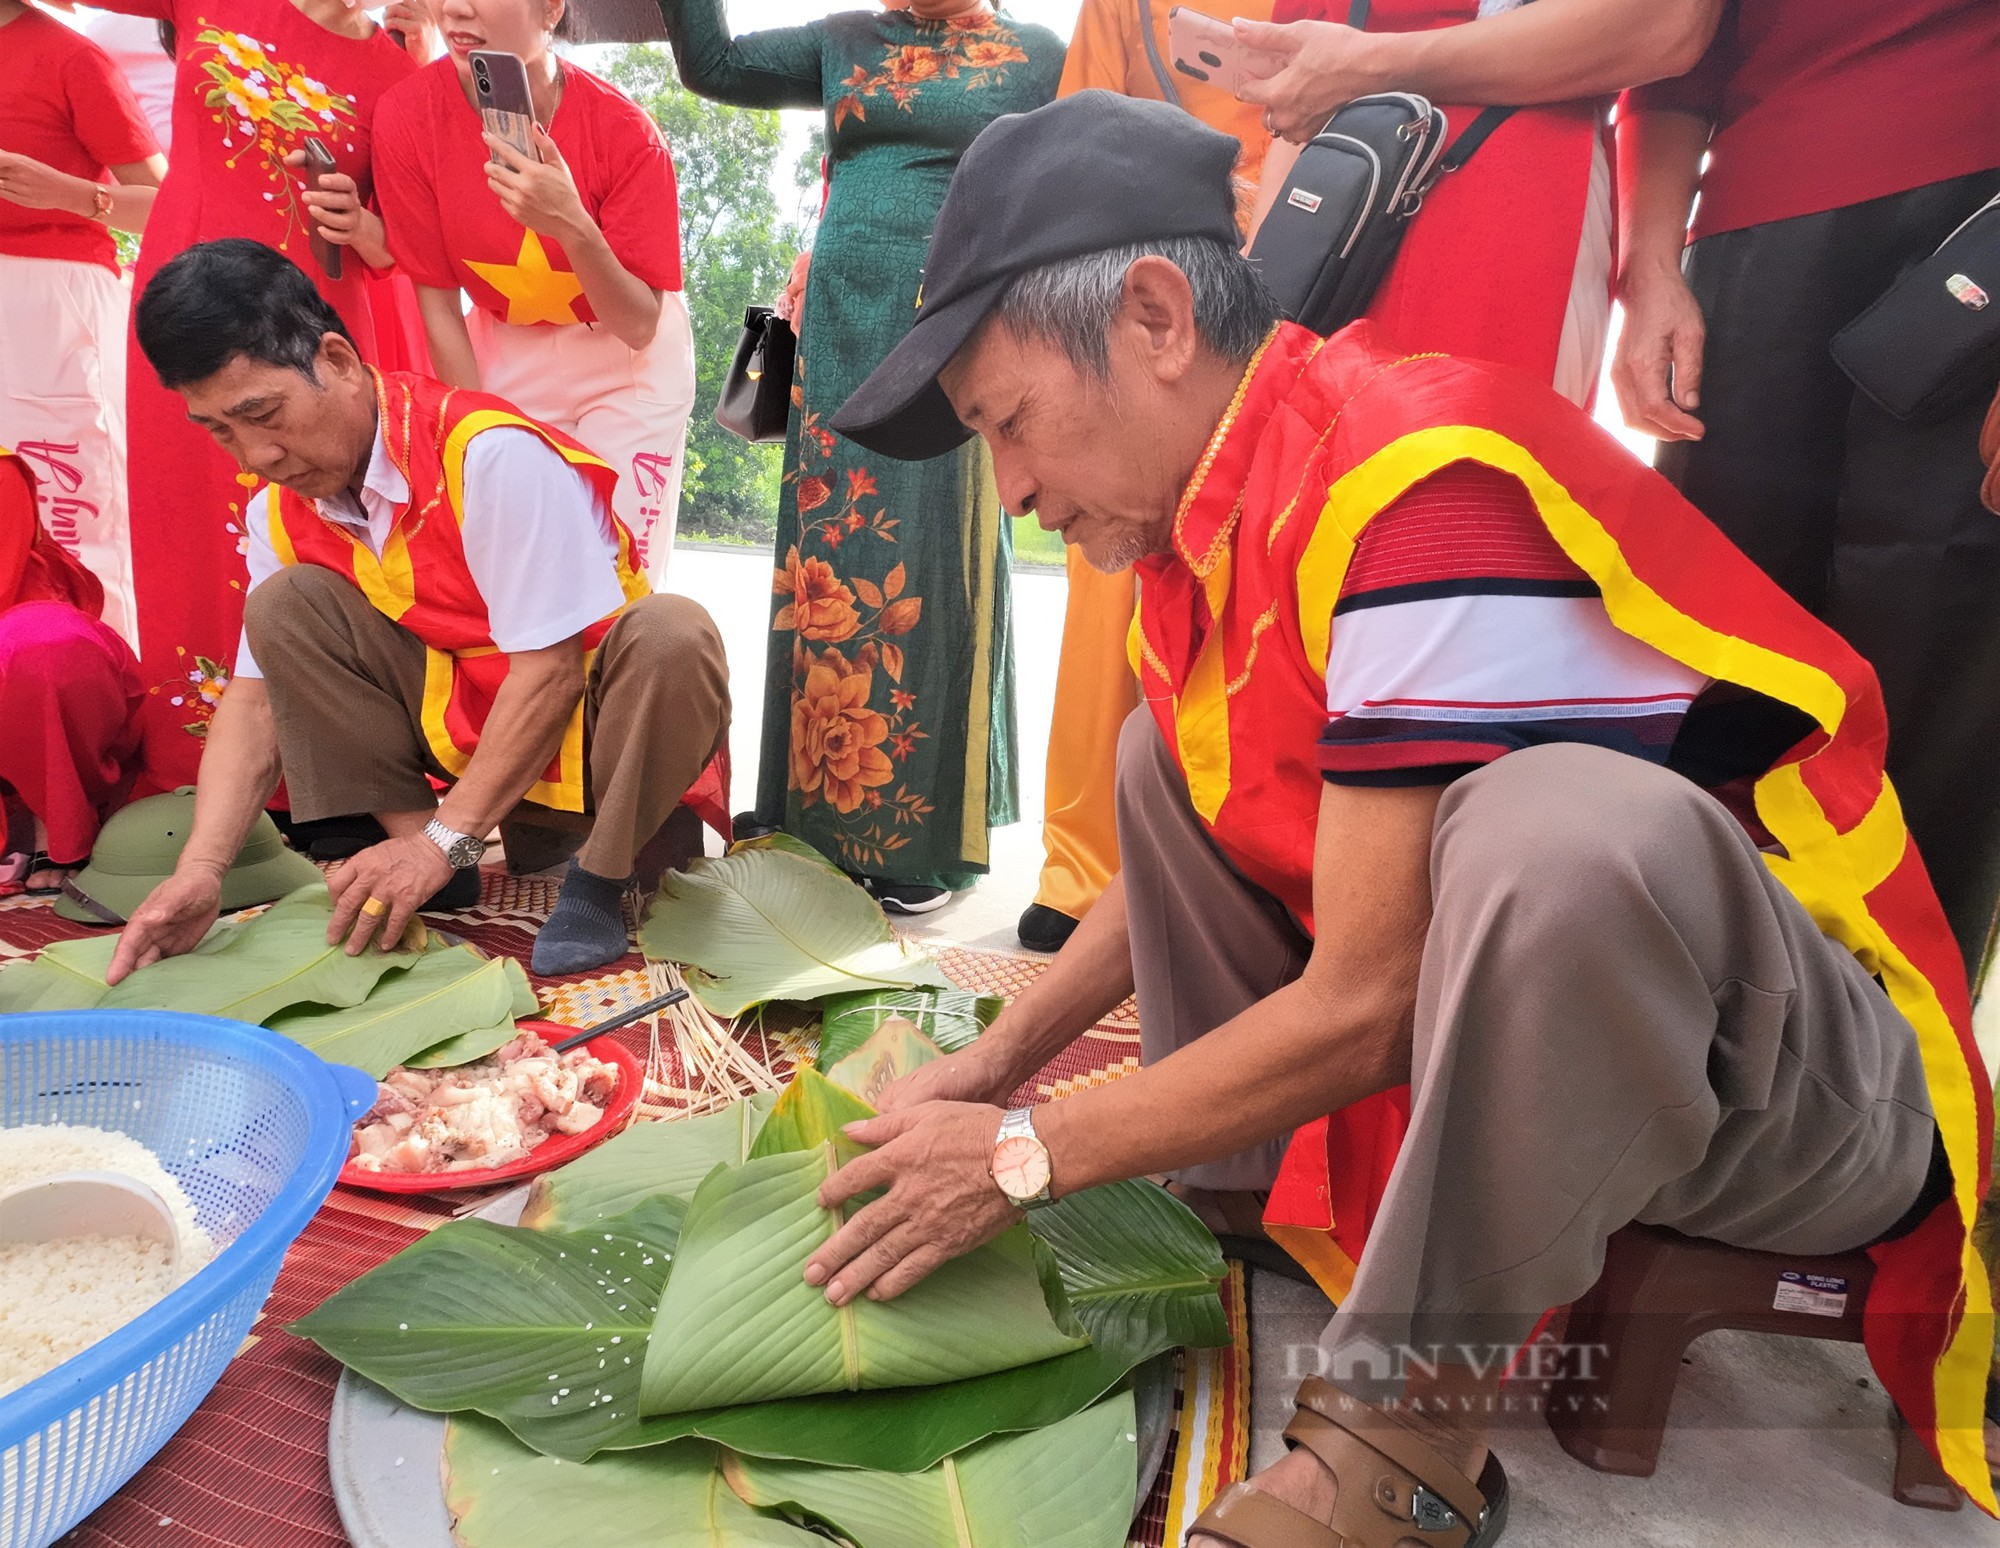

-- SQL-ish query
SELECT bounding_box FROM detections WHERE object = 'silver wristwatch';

[990,1107,1054,1209]
[422,817,484,870]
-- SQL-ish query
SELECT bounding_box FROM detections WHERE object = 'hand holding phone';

[1167,7,1281,100]
[300,134,343,280]
[470,50,537,166]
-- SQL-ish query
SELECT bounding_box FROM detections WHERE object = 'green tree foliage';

[604,45,803,548]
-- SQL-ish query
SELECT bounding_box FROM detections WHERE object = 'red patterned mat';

[1,874,1232,1547]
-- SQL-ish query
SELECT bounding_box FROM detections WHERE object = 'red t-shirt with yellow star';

[372,57,681,327]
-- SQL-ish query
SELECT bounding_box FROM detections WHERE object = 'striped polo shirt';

[1318,461,1710,786]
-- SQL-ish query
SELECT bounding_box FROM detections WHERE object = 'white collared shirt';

[234,420,633,678]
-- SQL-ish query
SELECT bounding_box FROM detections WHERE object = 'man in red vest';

[105,239,729,982]
[803,95,1994,1540]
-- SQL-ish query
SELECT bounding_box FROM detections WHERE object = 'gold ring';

[359,896,389,918]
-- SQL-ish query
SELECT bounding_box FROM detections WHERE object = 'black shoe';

[420,866,482,913]
[732,810,778,843]
[873,881,953,915]
[1017,903,1079,952]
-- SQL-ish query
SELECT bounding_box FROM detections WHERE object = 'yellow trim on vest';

[1296,423,1994,1510]
[440,408,646,613]
[1177,551,1237,823]
[1264,1223,1357,1306]
[265,488,297,569]
[440,407,615,526]
[419,643,592,812]
[419,648,467,780]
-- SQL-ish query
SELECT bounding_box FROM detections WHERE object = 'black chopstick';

[550,989,691,1053]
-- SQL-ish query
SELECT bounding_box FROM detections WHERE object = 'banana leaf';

[1025,1181,1229,1361]
[264,948,535,1077]
[638,848,950,1016]
[723,1391,1139,1548]
[444,1420,822,1548]
[520,1093,779,1234]
[0,934,123,1013]
[96,885,419,1022]
[824,1019,945,1106]
[291,1216,670,1462]
[744,1066,876,1166]
[639,1145,1088,1415]
[814,987,1005,1069]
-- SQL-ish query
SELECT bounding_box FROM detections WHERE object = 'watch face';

[448,836,484,868]
[992,1135,1051,1202]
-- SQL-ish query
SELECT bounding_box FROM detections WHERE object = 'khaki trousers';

[243,567,729,879]
[1114,710,1938,1361]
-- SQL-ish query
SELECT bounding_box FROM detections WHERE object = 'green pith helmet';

[55,788,322,926]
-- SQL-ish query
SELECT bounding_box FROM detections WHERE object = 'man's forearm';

[180,679,284,877]
[1373,0,1720,105]
[979,874,1137,1092]
[429,646,585,839]
[1035,967,1408,1195]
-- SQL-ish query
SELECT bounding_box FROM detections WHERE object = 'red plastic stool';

[1546,1223,1964,1511]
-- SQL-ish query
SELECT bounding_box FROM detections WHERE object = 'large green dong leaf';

[639,1145,1087,1415]
[639,849,949,1016]
[444,1420,820,1548]
[98,885,419,1022]
[815,987,1004,1069]
[0,935,122,1013]
[823,1019,945,1106]
[265,948,535,1077]
[724,1390,1138,1548]
[291,1218,669,1462]
[744,1067,875,1166]
[520,1093,778,1234]
[1027,1181,1228,1361]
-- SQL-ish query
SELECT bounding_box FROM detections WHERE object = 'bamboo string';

[636,959,790,1120]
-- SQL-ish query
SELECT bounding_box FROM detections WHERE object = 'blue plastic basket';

[0,1010,375,1548]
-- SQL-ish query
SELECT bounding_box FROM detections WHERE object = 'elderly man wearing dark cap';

[800,92,1994,1541]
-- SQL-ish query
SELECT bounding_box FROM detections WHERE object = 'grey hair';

[990,234,1280,379]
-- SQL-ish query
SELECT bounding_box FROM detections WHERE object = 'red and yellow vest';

[1131,322,1996,1508]
[266,371,647,811]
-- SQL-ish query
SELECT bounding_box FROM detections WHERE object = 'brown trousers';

[1114,710,1938,1362]
[243,567,729,880]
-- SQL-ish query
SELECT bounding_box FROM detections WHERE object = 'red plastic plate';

[336,1020,644,1195]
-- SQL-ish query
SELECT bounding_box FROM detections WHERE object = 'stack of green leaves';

[292,1054,1228,1547]
[0,885,537,1077]
[637,842,953,1018]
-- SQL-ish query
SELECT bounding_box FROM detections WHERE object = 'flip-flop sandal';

[1191,1376,1510,1547]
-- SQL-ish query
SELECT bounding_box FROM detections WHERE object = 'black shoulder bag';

[1830,190,2000,422]
[1246,0,1521,337]
[715,306,798,444]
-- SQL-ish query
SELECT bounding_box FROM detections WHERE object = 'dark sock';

[531,862,632,976]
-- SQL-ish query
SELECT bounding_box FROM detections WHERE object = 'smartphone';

[300,134,343,281]
[469,49,536,165]
[1166,7,1271,98]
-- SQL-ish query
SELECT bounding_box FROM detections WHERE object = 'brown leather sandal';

[1189,1377,1509,1547]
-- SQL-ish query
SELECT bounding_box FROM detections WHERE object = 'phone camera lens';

[477,77,491,92]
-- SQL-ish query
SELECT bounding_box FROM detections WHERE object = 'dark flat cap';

[832,90,1242,461]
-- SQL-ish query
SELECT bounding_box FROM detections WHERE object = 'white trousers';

[0,254,136,643]
[467,293,696,585]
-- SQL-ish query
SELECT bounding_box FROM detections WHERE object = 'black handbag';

[1831,191,2000,422]
[714,306,797,444]
[1245,0,1519,337]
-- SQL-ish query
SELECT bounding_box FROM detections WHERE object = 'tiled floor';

[1249,1272,1997,1546]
